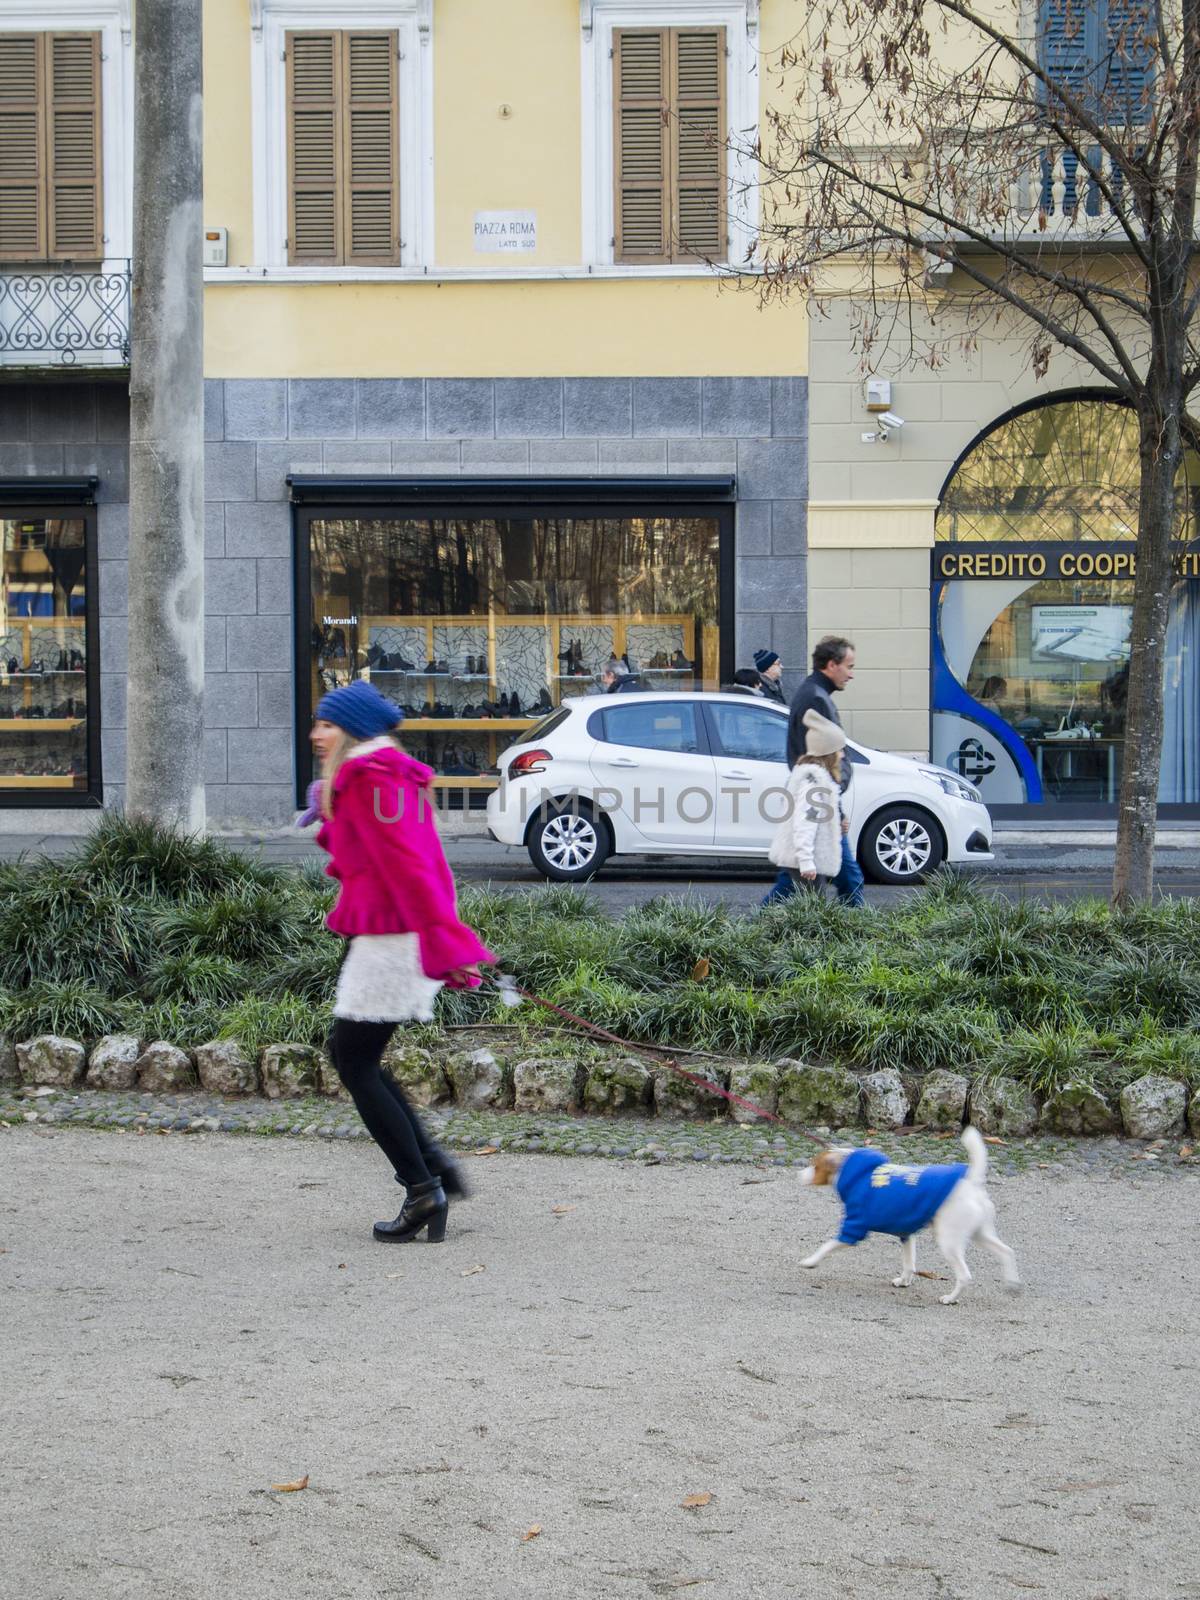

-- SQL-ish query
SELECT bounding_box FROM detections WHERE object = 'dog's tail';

[961,1125,987,1185]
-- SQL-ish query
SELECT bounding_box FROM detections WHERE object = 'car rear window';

[600,702,701,754]
[521,707,572,742]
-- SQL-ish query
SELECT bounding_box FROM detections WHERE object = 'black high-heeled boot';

[373,1177,448,1243]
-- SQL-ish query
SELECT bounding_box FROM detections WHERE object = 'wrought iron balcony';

[0,261,131,370]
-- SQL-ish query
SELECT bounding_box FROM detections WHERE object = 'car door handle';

[722,768,751,780]
[607,757,639,768]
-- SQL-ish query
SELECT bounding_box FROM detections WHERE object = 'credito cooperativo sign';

[934,543,1200,581]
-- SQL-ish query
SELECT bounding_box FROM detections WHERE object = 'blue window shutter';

[1038,0,1093,100]
[1038,0,1151,120]
[1101,0,1152,123]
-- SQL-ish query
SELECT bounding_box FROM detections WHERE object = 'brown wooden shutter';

[0,32,46,261]
[343,31,399,264]
[614,29,669,264]
[672,28,724,261]
[287,31,342,264]
[47,32,102,259]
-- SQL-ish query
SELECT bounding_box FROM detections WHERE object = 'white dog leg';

[801,1239,846,1270]
[934,1214,972,1304]
[976,1221,1020,1289]
[893,1236,916,1288]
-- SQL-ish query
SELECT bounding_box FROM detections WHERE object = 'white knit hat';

[803,708,846,757]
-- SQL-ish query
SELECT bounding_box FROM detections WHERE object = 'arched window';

[936,394,1199,544]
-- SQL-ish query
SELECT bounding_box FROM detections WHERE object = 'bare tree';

[126,0,205,830]
[742,0,1199,901]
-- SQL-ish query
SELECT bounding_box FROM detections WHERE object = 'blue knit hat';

[315,680,404,740]
[754,648,780,672]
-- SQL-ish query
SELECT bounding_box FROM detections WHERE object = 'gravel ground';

[1,1122,1197,1600]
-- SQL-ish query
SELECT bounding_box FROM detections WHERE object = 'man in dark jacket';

[752,648,787,705]
[764,635,865,907]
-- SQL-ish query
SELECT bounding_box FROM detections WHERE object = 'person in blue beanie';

[752,648,786,704]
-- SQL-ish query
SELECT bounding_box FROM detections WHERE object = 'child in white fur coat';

[767,709,846,888]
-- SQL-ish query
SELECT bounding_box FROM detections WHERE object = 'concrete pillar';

[126,0,205,831]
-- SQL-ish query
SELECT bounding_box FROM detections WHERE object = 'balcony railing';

[0,261,131,370]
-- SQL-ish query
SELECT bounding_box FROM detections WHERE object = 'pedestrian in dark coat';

[752,648,787,704]
[763,635,865,909]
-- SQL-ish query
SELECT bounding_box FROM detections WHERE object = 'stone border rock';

[6,1032,1199,1141]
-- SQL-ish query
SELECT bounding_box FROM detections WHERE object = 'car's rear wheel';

[859,806,944,885]
[527,801,610,882]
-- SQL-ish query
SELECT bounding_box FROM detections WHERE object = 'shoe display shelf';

[0,618,88,791]
[308,610,717,788]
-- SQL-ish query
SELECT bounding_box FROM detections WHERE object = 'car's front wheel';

[527,801,610,882]
[858,806,944,885]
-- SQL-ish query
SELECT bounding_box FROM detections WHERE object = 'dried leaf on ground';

[690,958,711,981]
[462,1263,486,1277]
[915,1270,947,1280]
[550,1205,575,1216]
[680,1492,713,1509]
[521,1524,542,1542]
[271,1475,309,1492]
[983,1136,1008,1145]
[471,1146,500,1157]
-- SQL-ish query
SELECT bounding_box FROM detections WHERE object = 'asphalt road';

[444,851,1200,909]
[2,1127,1195,1600]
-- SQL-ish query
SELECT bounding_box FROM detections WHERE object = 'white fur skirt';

[333,933,444,1023]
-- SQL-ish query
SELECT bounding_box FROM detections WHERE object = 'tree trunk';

[126,0,205,831]
[1112,395,1183,906]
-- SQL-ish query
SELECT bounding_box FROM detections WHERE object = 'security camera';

[879,411,905,430]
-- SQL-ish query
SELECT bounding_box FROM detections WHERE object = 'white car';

[485,691,993,885]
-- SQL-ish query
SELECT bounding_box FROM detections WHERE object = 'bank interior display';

[308,513,721,784]
[0,517,90,793]
[1029,605,1132,664]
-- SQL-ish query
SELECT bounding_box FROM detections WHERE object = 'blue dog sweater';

[835,1149,968,1245]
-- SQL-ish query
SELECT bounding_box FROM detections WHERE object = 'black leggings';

[328,1019,436,1188]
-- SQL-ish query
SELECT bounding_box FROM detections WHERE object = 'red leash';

[488,974,820,1136]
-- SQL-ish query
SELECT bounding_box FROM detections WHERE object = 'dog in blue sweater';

[798,1127,1019,1304]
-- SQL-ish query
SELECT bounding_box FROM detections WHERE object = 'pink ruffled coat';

[315,740,493,986]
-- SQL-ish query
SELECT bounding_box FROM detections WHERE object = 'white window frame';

[581,0,760,271]
[0,0,132,265]
[249,0,434,275]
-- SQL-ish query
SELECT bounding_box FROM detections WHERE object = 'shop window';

[932,395,1200,809]
[301,503,726,797]
[0,510,98,800]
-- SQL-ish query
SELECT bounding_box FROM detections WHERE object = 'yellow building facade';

[2,0,1192,826]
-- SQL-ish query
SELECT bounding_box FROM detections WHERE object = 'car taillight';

[509,747,551,778]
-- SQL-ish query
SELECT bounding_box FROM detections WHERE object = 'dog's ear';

[806,1150,837,1187]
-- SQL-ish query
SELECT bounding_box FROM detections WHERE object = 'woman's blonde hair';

[806,750,843,781]
[317,726,405,817]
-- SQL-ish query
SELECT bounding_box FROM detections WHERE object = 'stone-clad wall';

[1,374,808,829]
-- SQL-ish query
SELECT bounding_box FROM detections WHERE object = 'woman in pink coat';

[309,681,494,1243]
